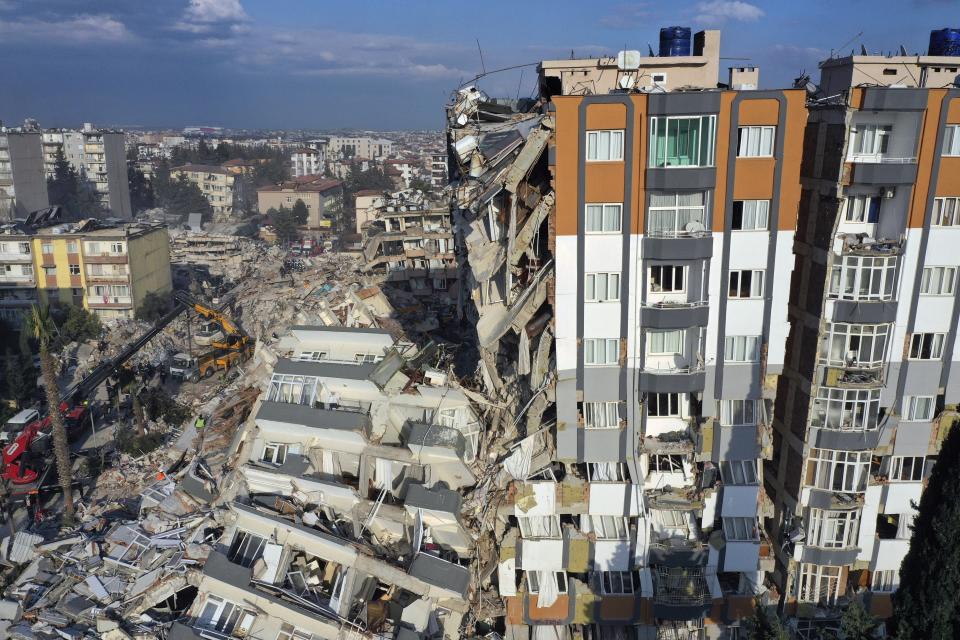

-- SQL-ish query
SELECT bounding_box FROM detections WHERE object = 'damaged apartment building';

[764,38,960,637]
[361,189,460,309]
[169,325,482,640]
[449,26,807,639]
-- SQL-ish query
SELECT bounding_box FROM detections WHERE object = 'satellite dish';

[685,221,705,234]
[618,75,634,90]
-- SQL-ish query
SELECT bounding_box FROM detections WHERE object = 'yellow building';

[172,164,236,220]
[0,220,172,323]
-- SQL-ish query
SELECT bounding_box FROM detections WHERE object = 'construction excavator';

[0,290,251,490]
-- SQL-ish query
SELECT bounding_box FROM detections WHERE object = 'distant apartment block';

[257,176,343,230]
[327,136,394,160]
[0,218,171,323]
[290,147,324,177]
[0,128,48,221]
[172,164,237,220]
[429,152,448,188]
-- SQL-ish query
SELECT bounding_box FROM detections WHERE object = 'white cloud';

[0,13,133,44]
[695,0,764,23]
[175,0,248,34]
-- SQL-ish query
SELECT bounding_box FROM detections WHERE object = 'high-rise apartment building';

[450,27,807,638]
[0,128,49,221]
[172,164,237,220]
[326,135,394,160]
[765,45,960,633]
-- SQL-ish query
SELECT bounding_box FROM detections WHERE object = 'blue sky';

[0,0,952,131]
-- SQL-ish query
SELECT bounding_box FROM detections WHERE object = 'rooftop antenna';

[831,30,864,58]
[476,39,486,75]
[899,44,908,55]
[648,44,655,56]
[860,44,868,55]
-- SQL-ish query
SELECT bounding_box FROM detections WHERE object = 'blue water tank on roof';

[659,26,692,57]
[929,28,960,56]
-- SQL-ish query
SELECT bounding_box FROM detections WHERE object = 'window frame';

[649,115,717,168]
[600,570,636,595]
[798,563,842,605]
[872,569,899,593]
[736,126,775,158]
[586,129,625,162]
[724,336,760,363]
[920,266,957,296]
[844,195,881,223]
[889,455,924,482]
[719,460,759,485]
[731,200,770,231]
[585,203,623,233]
[728,269,765,299]
[526,571,568,595]
[723,516,760,541]
[647,192,708,237]
[942,124,960,157]
[648,392,682,417]
[584,338,619,366]
[646,329,685,356]
[807,448,870,493]
[649,264,686,294]
[932,197,960,226]
[812,387,881,432]
[908,332,946,360]
[584,272,621,302]
[819,322,890,369]
[903,395,935,422]
[828,255,898,302]
[719,400,758,426]
[807,508,860,549]
[584,401,619,429]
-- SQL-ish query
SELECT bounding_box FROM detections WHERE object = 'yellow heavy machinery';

[168,291,253,382]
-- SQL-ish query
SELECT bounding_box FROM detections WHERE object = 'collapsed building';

[448,25,807,639]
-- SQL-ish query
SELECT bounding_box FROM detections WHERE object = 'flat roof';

[273,358,378,380]
[407,553,470,597]
[256,400,369,431]
[290,325,392,336]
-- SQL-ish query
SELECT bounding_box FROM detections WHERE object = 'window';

[526,571,567,595]
[648,192,707,236]
[903,395,935,421]
[932,197,960,226]
[648,392,681,417]
[267,373,318,405]
[584,338,619,365]
[724,336,760,362]
[297,351,328,361]
[798,564,842,604]
[723,517,759,541]
[872,569,899,593]
[720,400,758,426]
[731,200,769,230]
[582,515,629,539]
[589,462,630,481]
[650,115,717,167]
[227,530,266,567]
[812,388,881,432]
[41,243,53,254]
[829,255,897,301]
[66,241,78,253]
[585,203,622,233]
[600,571,635,595]
[69,264,80,276]
[728,270,764,298]
[737,126,775,157]
[653,509,688,528]
[890,456,924,482]
[110,242,125,254]
[585,272,620,302]
[517,515,561,538]
[807,449,870,492]
[650,454,686,474]
[819,323,890,368]
[586,130,624,161]
[720,460,758,485]
[649,265,685,293]
[909,333,945,360]
[262,442,290,465]
[198,595,256,636]
[808,509,859,549]
[943,125,960,156]
[850,124,892,158]
[584,401,619,429]
[844,195,881,223]
[647,330,684,355]
[42,266,56,276]
[920,266,957,295]
[277,623,312,640]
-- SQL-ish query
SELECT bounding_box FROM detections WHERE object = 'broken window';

[889,456,924,482]
[812,388,880,432]
[807,509,859,548]
[585,203,622,233]
[526,571,567,594]
[807,449,870,492]
[653,509,688,528]
[737,126,775,157]
[920,266,957,295]
[724,336,760,362]
[731,200,769,231]
[197,594,257,636]
[909,333,945,360]
[648,265,685,293]
[797,563,842,604]
[648,192,706,236]
[903,395,935,421]
[517,515,562,539]
[582,515,630,539]
[262,442,301,466]
[728,269,764,298]
[584,401,619,429]
[584,338,618,365]
[647,392,681,417]
[649,115,716,168]
[600,571,635,595]
[720,460,758,485]
[723,517,759,541]
[650,454,686,474]
[588,462,630,482]
[227,530,266,567]
[829,255,897,301]
[584,272,620,302]
[586,129,624,161]
[820,322,889,368]
[277,623,312,640]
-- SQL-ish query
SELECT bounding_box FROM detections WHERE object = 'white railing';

[847,154,916,164]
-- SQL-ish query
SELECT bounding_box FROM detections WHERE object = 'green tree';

[409,176,432,193]
[27,306,75,523]
[126,145,139,163]
[893,418,960,639]
[743,601,789,640]
[136,291,172,323]
[271,207,299,245]
[840,599,881,640]
[47,148,103,217]
[57,305,102,344]
[291,199,309,226]
[128,164,155,212]
[4,349,31,408]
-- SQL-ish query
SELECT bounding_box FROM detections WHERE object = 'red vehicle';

[1,402,89,485]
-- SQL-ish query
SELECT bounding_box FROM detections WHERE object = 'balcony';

[0,250,32,263]
[650,565,715,620]
[642,235,713,260]
[640,300,709,329]
[844,158,917,185]
[0,274,36,286]
[82,252,128,264]
[86,295,132,308]
[639,362,706,394]
[84,273,130,284]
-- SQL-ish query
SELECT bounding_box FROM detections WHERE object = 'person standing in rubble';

[194,414,207,454]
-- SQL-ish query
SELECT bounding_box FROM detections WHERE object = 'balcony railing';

[847,154,916,164]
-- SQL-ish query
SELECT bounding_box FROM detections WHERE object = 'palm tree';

[28,305,74,523]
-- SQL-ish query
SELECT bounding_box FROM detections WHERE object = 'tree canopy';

[269,206,299,245]
[152,159,212,220]
[291,199,309,226]
[135,291,173,324]
[128,164,155,212]
[893,419,960,639]
[47,148,103,217]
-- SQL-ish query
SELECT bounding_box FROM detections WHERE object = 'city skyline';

[0,0,956,130]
